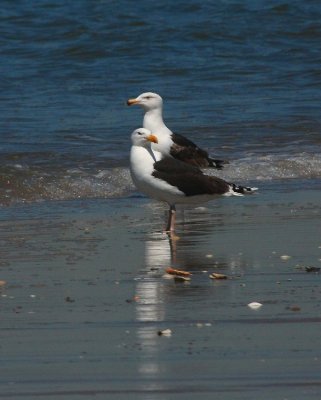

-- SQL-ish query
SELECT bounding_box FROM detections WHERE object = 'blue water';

[1,0,321,204]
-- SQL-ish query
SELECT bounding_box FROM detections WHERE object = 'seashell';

[158,329,172,336]
[247,302,262,310]
[209,272,228,280]
[165,267,191,277]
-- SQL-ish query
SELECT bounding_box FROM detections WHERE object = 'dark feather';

[170,133,227,169]
[153,158,229,196]
[171,132,199,148]
[154,156,203,176]
[208,157,228,170]
[231,183,256,194]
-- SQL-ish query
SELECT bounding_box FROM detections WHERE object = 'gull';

[130,128,256,232]
[127,92,227,169]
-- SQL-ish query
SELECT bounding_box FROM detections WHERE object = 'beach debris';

[65,296,75,303]
[205,254,213,258]
[209,272,228,280]
[247,302,262,310]
[0,280,6,287]
[126,296,140,303]
[305,266,320,273]
[287,305,301,312]
[165,267,191,278]
[158,328,172,337]
[280,255,291,261]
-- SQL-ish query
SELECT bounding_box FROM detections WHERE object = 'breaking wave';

[0,153,320,205]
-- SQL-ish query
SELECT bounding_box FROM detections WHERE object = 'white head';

[131,128,158,148]
[127,92,163,111]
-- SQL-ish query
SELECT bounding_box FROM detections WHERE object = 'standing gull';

[127,92,226,169]
[130,128,257,232]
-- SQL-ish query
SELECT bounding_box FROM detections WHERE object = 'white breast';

[130,145,183,204]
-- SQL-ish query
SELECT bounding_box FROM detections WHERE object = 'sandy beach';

[1,179,321,399]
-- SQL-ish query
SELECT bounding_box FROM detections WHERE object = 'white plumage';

[127,92,226,169]
[130,128,257,232]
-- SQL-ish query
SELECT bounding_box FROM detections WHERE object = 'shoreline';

[0,179,321,399]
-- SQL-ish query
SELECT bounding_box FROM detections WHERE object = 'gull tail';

[208,157,229,170]
[231,183,258,195]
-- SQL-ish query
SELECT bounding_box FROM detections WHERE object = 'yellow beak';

[147,134,158,144]
[127,98,139,106]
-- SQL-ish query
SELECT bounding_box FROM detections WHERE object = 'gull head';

[131,128,158,147]
[127,92,163,111]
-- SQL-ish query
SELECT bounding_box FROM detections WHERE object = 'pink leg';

[166,205,176,232]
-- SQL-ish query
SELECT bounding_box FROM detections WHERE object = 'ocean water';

[1,0,321,205]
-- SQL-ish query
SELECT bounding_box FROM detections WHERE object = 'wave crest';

[0,153,320,205]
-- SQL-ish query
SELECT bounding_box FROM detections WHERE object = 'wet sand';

[1,180,321,399]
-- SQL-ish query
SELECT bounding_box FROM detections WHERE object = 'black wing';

[154,156,203,176]
[153,157,229,196]
[170,133,226,169]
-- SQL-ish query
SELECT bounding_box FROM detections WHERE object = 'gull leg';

[170,206,176,232]
[168,231,177,263]
[166,204,176,232]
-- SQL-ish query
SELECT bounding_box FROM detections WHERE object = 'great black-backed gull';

[130,128,257,232]
[127,92,226,169]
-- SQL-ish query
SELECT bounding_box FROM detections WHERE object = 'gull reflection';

[144,231,173,268]
[134,210,250,395]
[134,233,169,395]
[134,225,246,324]
[134,232,170,324]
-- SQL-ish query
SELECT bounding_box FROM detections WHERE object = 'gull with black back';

[130,128,257,232]
[127,92,227,169]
